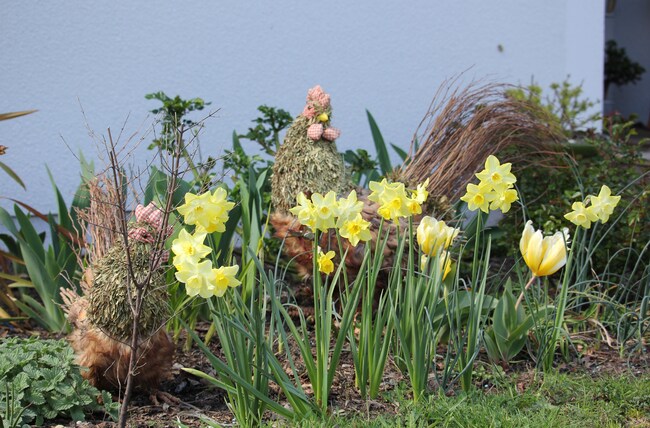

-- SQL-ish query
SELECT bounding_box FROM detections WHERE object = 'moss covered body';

[88,224,168,341]
[271,98,350,213]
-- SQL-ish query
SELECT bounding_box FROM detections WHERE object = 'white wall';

[605,0,650,122]
[1,1,604,214]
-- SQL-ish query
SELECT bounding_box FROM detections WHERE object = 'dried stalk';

[110,127,183,428]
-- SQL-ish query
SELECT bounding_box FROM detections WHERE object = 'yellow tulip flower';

[519,220,569,277]
[420,252,452,280]
[416,216,459,257]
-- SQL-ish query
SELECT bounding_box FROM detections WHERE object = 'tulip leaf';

[367,110,392,176]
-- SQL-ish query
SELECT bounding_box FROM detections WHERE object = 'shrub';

[506,78,600,136]
[496,116,649,297]
[0,337,118,426]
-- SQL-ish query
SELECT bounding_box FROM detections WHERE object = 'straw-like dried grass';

[397,79,562,202]
[76,174,123,264]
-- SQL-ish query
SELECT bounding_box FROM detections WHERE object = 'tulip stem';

[515,275,537,310]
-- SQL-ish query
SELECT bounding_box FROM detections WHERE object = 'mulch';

[2,318,648,427]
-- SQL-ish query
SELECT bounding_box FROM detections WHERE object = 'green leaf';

[391,143,408,162]
[46,167,72,232]
[366,110,392,176]
[0,160,26,189]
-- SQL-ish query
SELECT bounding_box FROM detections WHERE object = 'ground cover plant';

[0,81,648,427]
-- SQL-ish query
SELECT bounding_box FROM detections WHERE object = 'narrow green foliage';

[183,255,316,426]
[347,235,394,399]
[366,110,392,176]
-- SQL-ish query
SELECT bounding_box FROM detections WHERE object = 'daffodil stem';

[515,274,537,310]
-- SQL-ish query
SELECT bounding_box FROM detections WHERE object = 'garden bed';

[3,321,648,427]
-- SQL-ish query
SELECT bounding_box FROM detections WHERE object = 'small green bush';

[506,78,600,136]
[0,337,118,426]
[496,117,649,296]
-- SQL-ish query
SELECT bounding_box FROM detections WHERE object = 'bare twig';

[112,125,185,428]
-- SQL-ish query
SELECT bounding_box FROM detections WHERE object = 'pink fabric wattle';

[128,202,173,262]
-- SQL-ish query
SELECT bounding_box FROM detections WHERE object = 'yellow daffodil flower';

[460,182,496,213]
[175,259,216,298]
[412,178,430,204]
[380,193,411,221]
[339,214,372,247]
[588,185,621,223]
[368,179,401,204]
[290,192,317,231]
[564,201,598,229]
[476,155,516,188]
[406,197,423,215]
[369,179,411,222]
[519,220,569,277]
[171,229,211,269]
[177,188,235,233]
[317,248,336,275]
[490,187,519,214]
[336,190,364,227]
[210,265,241,297]
[311,191,338,231]
[416,216,459,257]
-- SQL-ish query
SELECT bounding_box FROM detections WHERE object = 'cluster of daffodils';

[368,178,429,221]
[289,179,430,275]
[290,189,372,274]
[460,155,519,214]
[290,189,372,245]
[416,216,460,279]
[564,185,621,229]
[171,189,241,298]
